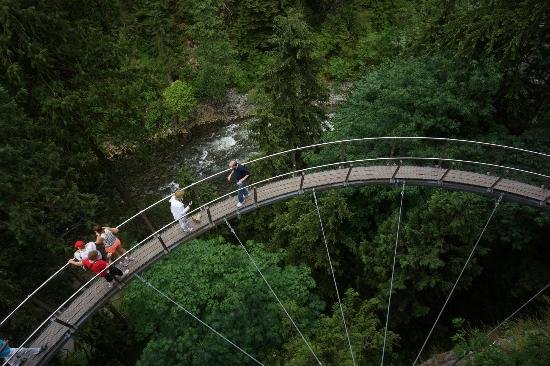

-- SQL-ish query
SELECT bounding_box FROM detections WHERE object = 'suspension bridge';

[2,137,549,365]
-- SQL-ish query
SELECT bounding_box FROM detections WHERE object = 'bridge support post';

[390,164,400,183]
[488,176,503,192]
[206,207,214,227]
[339,142,346,167]
[299,172,305,193]
[49,315,77,331]
[292,150,297,176]
[253,187,258,207]
[438,168,450,185]
[156,234,169,253]
[344,165,353,186]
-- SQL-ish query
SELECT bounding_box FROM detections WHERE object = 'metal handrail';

[4,154,550,365]
[0,263,70,328]
[1,136,548,339]
[115,136,550,229]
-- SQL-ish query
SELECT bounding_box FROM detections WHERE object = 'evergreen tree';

[250,9,327,156]
[410,0,550,133]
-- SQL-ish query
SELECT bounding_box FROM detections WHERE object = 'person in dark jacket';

[227,160,250,208]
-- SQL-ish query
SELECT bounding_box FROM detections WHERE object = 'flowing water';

[154,119,259,195]
[138,85,351,196]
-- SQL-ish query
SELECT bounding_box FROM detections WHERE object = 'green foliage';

[250,8,327,154]
[232,0,283,51]
[192,40,238,104]
[360,191,495,331]
[327,56,501,141]
[0,0,165,341]
[324,57,353,82]
[122,237,323,365]
[409,0,550,132]
[452,320,550,366]
[175,166,218,206]
[185,0,240,103]
[162,80,196,122]
[311,0,413,80]
[269,191,357,293]
[285,289,399,365]
[0,87,98,339]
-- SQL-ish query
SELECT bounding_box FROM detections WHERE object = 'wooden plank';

[494,179,549,201]
[257,177,301,202]
[395,166,441,181]
[303,169,348,189]
[443,170,499,188]
[348,165,397,181]
[209,196,238,221]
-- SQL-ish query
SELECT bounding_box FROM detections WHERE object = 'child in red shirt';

[68,250,128,285]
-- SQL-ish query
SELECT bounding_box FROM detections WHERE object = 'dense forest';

[1,0,549,365]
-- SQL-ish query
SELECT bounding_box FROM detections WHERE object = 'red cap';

[74,240,85,249]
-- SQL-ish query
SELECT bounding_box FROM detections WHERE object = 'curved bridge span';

[3,136,549,366]
[26,163,549,365]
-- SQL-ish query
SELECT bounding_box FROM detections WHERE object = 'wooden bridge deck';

[24,165,549,365]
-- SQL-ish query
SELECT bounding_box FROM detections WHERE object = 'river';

[126,84,351,197]
[155,119,259,195]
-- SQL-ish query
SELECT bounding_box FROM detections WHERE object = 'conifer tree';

[250,9,327,157]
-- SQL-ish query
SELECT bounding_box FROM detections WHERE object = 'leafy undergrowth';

[451,310,550,365]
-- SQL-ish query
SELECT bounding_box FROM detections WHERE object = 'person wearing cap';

[169,190,193,232]
[73,240,102,262]
[68,250,128,288]
[1,338,47,365]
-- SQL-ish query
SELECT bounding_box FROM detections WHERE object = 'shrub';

[162,80,196,123]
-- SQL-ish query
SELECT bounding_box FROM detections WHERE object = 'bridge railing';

[2,137,549,352]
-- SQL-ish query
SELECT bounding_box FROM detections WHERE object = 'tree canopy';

[1,0,549,364]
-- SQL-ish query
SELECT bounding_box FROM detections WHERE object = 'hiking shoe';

[40,344,48,352]
[121,269,130,278]
[236,202,243,208]
[107,282,113,289]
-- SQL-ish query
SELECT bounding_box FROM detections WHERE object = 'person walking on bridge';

[169,190,193,232]
[93,224,132,266]
[68,250,128,288]
[1,338,46,365]
[227,160,250,208]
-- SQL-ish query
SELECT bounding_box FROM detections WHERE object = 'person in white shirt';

[170,190,193,232]
[73,240,101,261]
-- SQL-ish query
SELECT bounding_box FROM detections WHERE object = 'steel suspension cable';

[134,273,264,366]
[3,136,548,333]
[312,189,356,366]
[412,194,503,366]
[381,182,405,366]
[224,218,322,365]
[488,282,550,336]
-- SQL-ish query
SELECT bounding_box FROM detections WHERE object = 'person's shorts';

[105,238,122,253]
